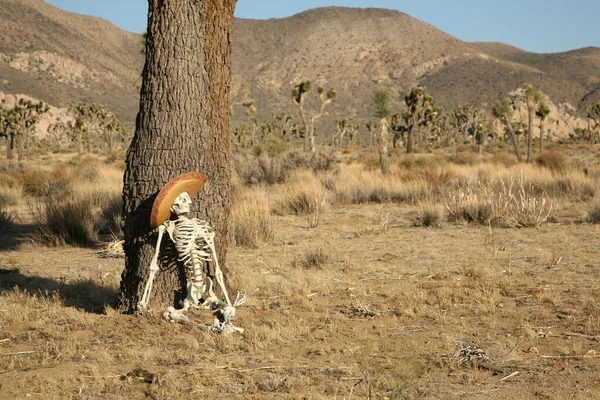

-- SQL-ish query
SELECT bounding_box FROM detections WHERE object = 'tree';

[118,0,236,313]
[9,99,49,161]
[0,107,18,160]
[292,80,337,154]
[402,86,441,153]
[492,98,522,162]
[585,101,600,145]
[373,88,391,176]
[523,84,541,162]
[365,121,377,147]
[536,99,551,153]
[242,101,258,145]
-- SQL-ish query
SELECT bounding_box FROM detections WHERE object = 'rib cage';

[172,218,216,267]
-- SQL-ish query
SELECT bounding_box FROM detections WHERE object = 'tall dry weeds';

[230,187,274,247]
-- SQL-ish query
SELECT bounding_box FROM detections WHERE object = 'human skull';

[171,192,192,216]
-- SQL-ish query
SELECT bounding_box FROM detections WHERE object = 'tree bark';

[406,125,415,154]
[378,117,390,176]
[526,98,534,162]
[505,120,522,162]
[118,0,235,313]
[539,119,545,154]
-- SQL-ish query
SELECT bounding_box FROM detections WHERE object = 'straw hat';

[150,172,208,228]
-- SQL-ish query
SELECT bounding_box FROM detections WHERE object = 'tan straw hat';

[150,172,208,228]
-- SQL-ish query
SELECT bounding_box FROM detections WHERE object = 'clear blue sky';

[44,0,599,54]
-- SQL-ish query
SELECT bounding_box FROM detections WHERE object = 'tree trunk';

[526,99,534,162]
[6,132,14,160]
[118,0,235,313]
[406,125,415,154]
[539,119,545,154]
[378,118,390,176]
[505,120,522,162]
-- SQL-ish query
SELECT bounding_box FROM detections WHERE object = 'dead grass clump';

[34,196,98,246]
[540,175,596,200]
[413,206,443,227]
[535,150,567,173]
[0,173,24,205]
[447,151,481,166]
[444,175,553,227]
[19,168,53,196]
[273,170,327,215]
[0,201,13,232]
[489,151,518,167]
[230,187,274,247]
[291,247,331,270]
[586,202,600,224]
[332,164,429,205]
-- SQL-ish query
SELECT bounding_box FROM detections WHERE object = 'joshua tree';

[403,86,441,153]
[243,101,258,145]
[523,84,542,162]
[6,99,49,161]
[119,0,236,313]
[291,80,337,154]
[492,98,522,162]
[585,101,600,144]
[272,112,293,140]
[0,107,18,160]
[70,102,113,154]
[389,113,408,149]
[373,88,391,176]
[451,104,480,144]
[365,121,377,147]
[536,99,551,153]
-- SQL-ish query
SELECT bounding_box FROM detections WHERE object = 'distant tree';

[0,107,18,160]
[333,118,350,147]
[272,112,293,140]
[523,84,541,162]
[292,80,337,153]
[365,121,377,147]
[536,98,551,153]
[492,98,522,162]
[585,101,600,145]
[70,102,113,154]
[402,86,441,153]
[8,99,49,161]
[243,101,258,145]
[373,88,391,176]
[451,104,479,144]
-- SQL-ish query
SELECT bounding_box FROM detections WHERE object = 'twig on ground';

[2,351,35,356]
[541,355,600,359]
[499,371,520,381]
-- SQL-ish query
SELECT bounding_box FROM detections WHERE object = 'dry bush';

[18,168,53,196]
[586,202,600,224]
[446,151,481,166]
[412,205,443,227]
[0,201,13,232]
[272,170,327,215]
[536,150,567,173]
[444,174,553,227]
[291,247,331,270]
[331,163,429,205]
[230,187,274,247]
[489,151,518,167]
[34,195,98,246]
[0,173,24,205]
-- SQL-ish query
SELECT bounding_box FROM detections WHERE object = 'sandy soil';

[1,203,600,399]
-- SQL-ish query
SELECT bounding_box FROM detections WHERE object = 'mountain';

[1,0,599,131]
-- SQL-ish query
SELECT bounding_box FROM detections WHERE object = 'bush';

[489,151,517,167]
[291,247,330,270]
[413,207,442,227]
[34,196,98,246]
[586,203,600,224]
[230,188,274,247]
[536,151,567,173]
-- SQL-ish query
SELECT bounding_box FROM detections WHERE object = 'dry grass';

[230,187,274,247]
[272,170,327,215]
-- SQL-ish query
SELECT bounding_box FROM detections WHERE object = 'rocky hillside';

[1,0,599,132]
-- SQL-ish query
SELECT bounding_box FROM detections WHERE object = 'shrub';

[230,188,274,247]
[536,151,567,173]
[489,151,517,167]
[273,170,327,215]
[291,247,330,270]
[586,203,600,224]
[34,196,98,246]
[413,207,442,227]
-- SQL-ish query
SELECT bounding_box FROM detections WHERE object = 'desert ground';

[1,144,600,399]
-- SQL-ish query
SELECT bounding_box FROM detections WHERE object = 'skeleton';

[137,191,246,334]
